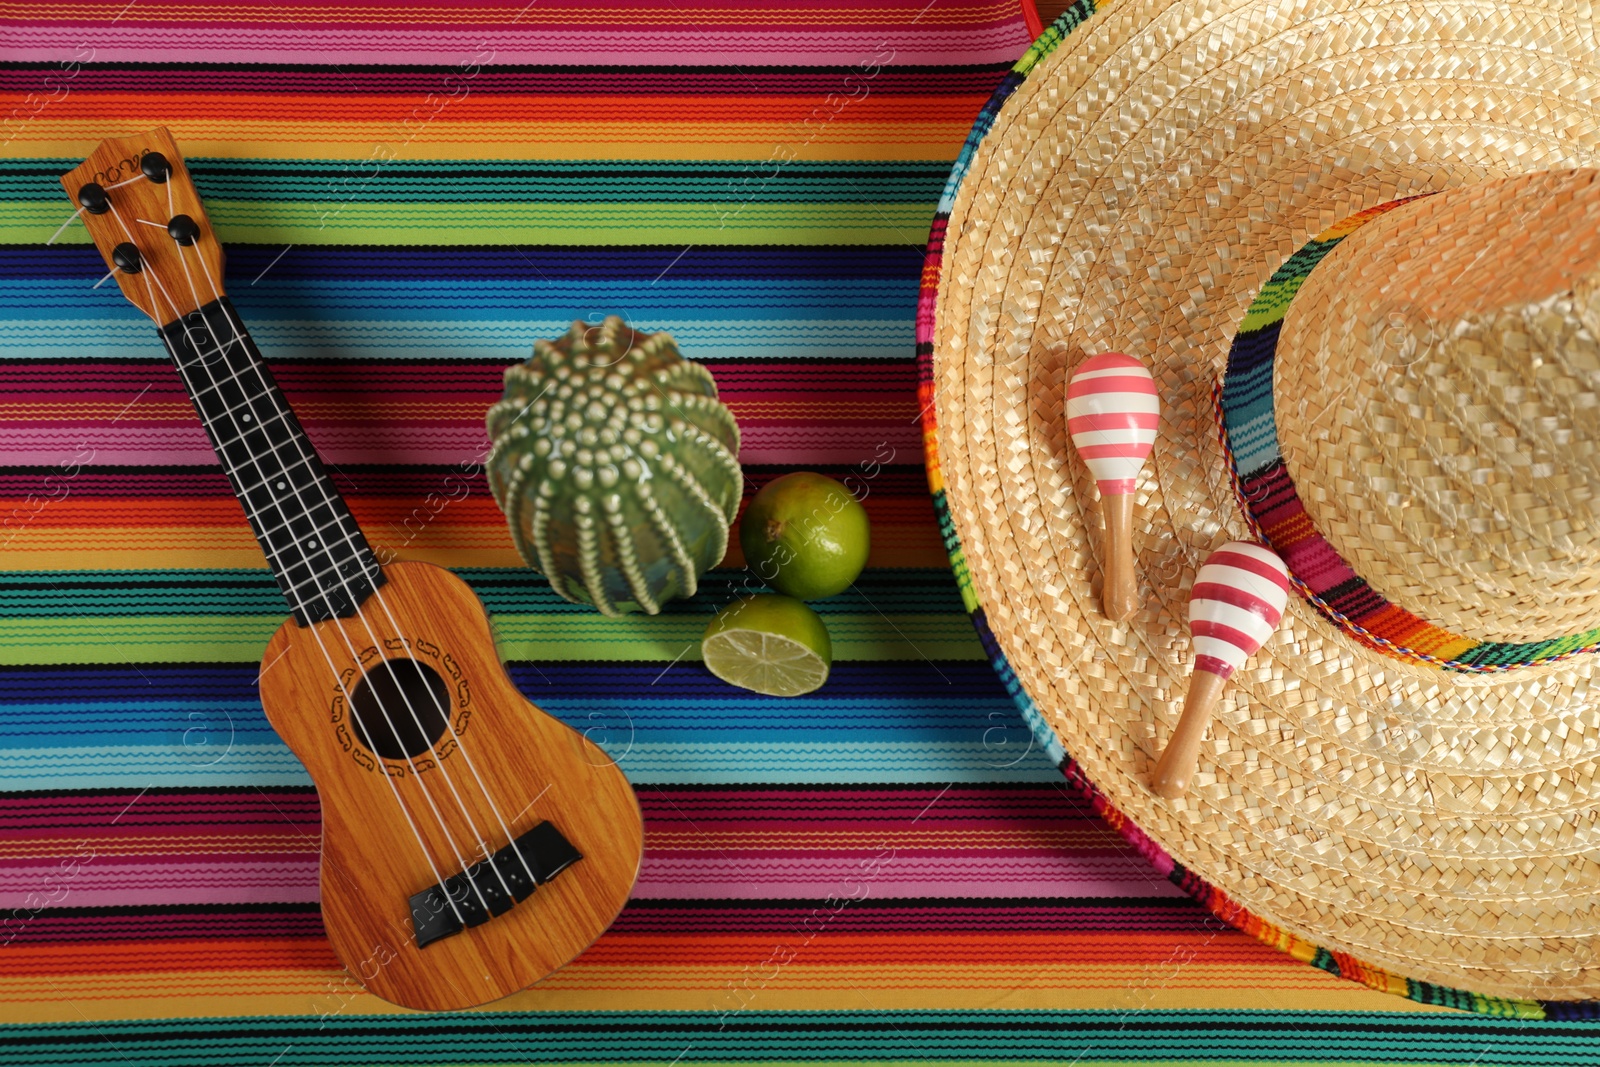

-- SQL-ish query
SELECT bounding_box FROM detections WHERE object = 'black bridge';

[409,821,582,948]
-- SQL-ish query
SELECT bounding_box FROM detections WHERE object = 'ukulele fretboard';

[159,297,384,624]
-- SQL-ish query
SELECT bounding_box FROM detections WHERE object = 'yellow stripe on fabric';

[4,201,938,247]
[492,613,986,661]
[0,617,281,663]
[0,613,986,664]
[0,965,1449,1023]
[1407,629,1478,662]
[12,124,974,163]
[921,424,943,493]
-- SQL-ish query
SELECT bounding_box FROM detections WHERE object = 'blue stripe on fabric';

[0,321,913,362]
[1,279,919,322]
[1227,409,1281,475]
[0,661,1063,785]
[0,741,1063,789]
[1219,323,1282,470]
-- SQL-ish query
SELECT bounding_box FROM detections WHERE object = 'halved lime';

[701,594,833,697]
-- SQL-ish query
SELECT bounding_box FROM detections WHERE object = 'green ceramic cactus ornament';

[485,317,743,616]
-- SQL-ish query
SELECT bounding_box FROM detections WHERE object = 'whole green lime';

[740,472,870,600]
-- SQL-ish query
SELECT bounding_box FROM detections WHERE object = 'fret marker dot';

[275,481,286,490]
[306,539,318,548]
[242,413,253,423]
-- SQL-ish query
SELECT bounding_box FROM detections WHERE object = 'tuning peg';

[1066,352,1158,621]
[77,183,110,215]
[1150,541,1289,799]
[167,214,200,246]
[111,243,143,274]
[141,151,171,183]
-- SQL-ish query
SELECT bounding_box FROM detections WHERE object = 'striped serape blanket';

[4,0,1600,1062]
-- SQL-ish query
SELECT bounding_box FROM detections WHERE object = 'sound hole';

[350,657,451,760]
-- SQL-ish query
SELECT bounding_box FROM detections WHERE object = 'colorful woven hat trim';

[919,0,1596,1019]
[1217,205,1600,674]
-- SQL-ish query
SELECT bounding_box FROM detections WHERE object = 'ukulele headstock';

[60,127,225,326]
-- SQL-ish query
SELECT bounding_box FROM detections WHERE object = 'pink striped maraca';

[1151,541,1290,798]
[1066,352,1158,621]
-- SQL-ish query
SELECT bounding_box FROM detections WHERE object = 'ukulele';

[62,128,644,1012]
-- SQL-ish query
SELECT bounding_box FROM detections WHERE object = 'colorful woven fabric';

[1217,201,1600,673]
[916,0,1600,1027]
[5,0,1600,1063]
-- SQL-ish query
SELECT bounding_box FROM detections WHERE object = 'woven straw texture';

[926,0,1600,1000]
[1274,171,1600,644]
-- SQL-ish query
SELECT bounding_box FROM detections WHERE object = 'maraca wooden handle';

[1102,493,1137,622]
[1150,669,1227,798]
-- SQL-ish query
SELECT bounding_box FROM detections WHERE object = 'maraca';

[1150,541,1290,799]
[1066,352,1158,621]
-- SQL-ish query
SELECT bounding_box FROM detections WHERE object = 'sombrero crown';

[1225,169,1600,668]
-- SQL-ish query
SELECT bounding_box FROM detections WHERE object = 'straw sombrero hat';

[919,0,1600,1009]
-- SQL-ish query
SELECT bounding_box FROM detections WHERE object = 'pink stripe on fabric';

[4,363,918,400]
[0,859,320,907]
[0,422,923,467]
[1249,481,1306,528]
[916,288,941,334]
[3,27,1033,65]
[0,853,1188,906]
[1281,536,1360,594]
[633,854,1188,899]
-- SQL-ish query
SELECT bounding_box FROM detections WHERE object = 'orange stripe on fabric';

[0,939,340,976]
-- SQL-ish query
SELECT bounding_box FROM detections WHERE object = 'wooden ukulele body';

[259,561,643,1011]
[60,127,642,1012]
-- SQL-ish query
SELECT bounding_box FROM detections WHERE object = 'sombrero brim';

[919,0,1600,1009]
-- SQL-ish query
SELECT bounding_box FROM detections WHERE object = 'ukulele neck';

[160,296,384,624]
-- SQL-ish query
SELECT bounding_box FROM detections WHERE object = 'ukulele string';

[84,207,470,919]
[100,200,212,358]
[156,260,503,919]
[177,223,537,888]
[104,171,526,912]
[158,224,208,320]
[361,580,544,886]
[173,230,529,899]
[106,187,476,920]
[47,208,83,246]
[157,329,470,928]
[100,201,198,370]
